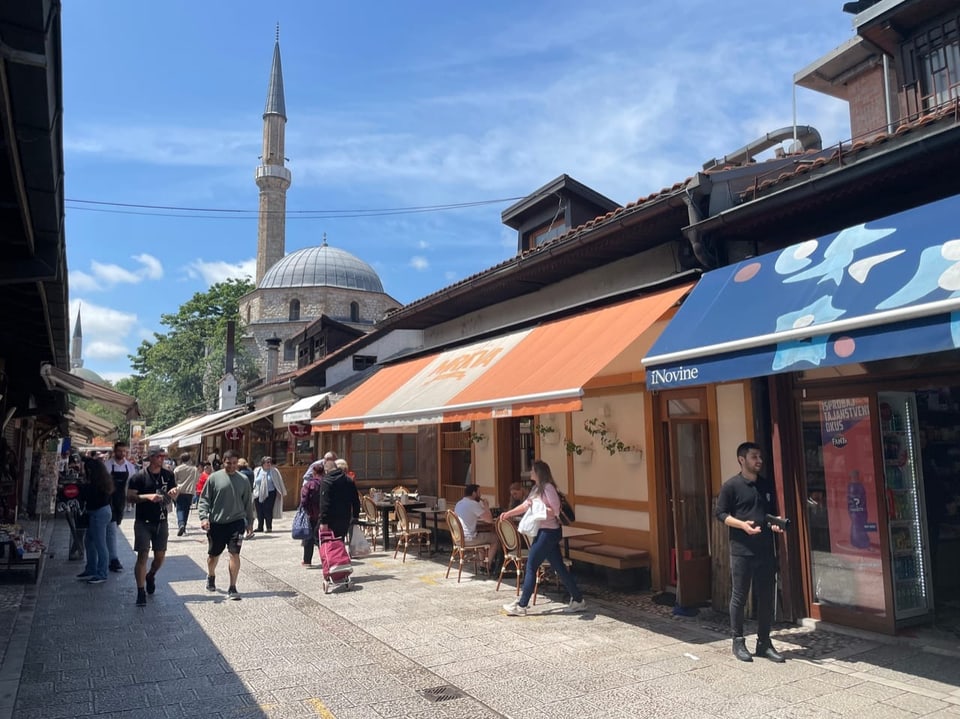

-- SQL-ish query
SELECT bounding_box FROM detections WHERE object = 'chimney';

[265,336,281,383]
[225,321,235,375]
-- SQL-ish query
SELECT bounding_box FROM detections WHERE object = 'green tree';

[127,278,257,432]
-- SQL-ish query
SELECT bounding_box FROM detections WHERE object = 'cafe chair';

[392,485,409,496]
[445,510,491,583]
[393,501,431,563]
[494,518,525,596]
[359,495,381,552]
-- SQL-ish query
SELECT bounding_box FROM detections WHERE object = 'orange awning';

[313,283,692,431]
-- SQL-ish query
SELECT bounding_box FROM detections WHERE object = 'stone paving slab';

[1,516,958,718]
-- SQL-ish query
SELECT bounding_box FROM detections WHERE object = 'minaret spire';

[255,28,291,285]
[71,304,83,369]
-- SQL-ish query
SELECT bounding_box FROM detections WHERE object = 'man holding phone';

[126,447,178,607]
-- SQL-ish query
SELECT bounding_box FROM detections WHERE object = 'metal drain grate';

[418,685,466,702]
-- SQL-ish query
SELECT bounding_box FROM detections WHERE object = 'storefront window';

[349,432,416,480]
[801,397,886,617]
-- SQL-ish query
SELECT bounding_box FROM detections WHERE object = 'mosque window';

[289,299,301,321]
[283,339,296,362]
[350,301,360,322]
[245,305,251,324]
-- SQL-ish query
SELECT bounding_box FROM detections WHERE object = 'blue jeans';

[105,520,120,563]
[84,505,112,580]
[175,494,194,527]
[519,526,582,607]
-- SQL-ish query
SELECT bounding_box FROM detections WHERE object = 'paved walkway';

[1,516,959,718]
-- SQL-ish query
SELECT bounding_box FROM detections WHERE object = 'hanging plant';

[583,418,639,456]
[469,432,487,444]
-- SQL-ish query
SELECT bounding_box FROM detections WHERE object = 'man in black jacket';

[318,458,360,539]
[715,441,786,663]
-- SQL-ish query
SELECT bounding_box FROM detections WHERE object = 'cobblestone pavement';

[3,516,960,718]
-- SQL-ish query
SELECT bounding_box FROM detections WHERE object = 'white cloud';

[132,253,164,280]
[70,299,138,337]
[185,258,255,286]
[100,371,134,384]
[417,240,429,249]
[70,254,167,291]
[410,256,429,271]
[444,271,458,282]
[85,340,129,360]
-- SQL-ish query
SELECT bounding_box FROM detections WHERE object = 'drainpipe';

[882,53,894,133]
[681,177,716,269]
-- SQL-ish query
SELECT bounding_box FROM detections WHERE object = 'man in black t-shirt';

[126,447,178,607]
[715,441,786,663]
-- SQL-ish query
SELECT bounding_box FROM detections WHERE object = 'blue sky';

[63,1,854,382]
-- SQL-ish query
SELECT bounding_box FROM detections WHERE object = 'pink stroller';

[318,530,353,594]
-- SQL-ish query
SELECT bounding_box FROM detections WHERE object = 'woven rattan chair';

[495,518,525,595]
[359,495,381,552]
[445,510,491,583]
[393,501,431,562]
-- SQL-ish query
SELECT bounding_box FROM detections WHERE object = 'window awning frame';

[40,363,141,419]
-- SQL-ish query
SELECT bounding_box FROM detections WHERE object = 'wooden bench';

[565,537,602,552]
[568,544,650,570]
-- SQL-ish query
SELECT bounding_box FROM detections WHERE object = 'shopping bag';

[291,507,312,540]
[348,526,372,557]
[517,497,547,540]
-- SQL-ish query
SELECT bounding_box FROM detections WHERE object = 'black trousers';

[256,491,277,530]
[729,553,775,641]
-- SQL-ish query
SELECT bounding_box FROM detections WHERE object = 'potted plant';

[535,423,558,444]
[564,438,593,462]
[584,418,640,458]
[469,432,487,448]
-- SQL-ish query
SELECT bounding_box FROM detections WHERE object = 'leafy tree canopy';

[127,278,258,433]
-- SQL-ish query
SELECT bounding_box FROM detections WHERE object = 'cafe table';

[373,498,425,550]
[560,525,602,558]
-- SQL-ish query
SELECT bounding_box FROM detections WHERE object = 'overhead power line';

[64,196,526,220]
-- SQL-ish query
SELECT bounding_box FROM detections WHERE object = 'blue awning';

[642,193,960,389]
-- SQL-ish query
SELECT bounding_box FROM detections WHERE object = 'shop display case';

[879,392,933,622]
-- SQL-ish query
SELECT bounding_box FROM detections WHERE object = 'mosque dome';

[259,242,384,292]
[71,367,108,386]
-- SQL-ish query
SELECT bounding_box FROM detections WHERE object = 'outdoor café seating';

[444,510,491,583]
[494,517,525,596]
[358,495,381,552]
[393,501,431,563]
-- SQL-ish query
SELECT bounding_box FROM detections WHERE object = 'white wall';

[325,329,423,388]
[716,382,749,483]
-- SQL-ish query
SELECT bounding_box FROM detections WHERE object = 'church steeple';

[255,25,292,285]
[71,305,83,369]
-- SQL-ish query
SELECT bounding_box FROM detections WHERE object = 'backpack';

[558,491,576,525]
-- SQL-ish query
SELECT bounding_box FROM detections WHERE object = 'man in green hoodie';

[198,449,255,600]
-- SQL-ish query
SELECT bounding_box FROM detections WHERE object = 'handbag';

[291,506,312,540]
[348,526,372,557]
[558,491,576,526]
[517,497,547,540]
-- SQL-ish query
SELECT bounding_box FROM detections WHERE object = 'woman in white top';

[253,457,287,532]
[497,460,586,616]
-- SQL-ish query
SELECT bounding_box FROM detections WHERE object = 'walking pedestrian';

[173,452,199,536]
[237,458,256,489]
[126,447,178,607]
[498,460,586,616]
[197,449,255,600]
[318,457,360,539]
[300,462,324,566]
[715,441,786,663]
[77,458,114,585]
[102,440,137,573]
[252,457,286,532]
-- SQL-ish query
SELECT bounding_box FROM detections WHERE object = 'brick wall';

[848,65,901,140]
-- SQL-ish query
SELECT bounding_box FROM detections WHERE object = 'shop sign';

[288,423,311,438]
[224,427,244,441]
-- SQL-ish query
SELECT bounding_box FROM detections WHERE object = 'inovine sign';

[646,365,700,388]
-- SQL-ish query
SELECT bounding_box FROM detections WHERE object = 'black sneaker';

[145,572,156,595]
[206,576,216,592]
[136,589,147,607]
[109,560,123,573]
[177,525,186,537]
[227,587,241,601]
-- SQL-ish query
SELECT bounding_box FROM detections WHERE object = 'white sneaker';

[564,599,587,613]
[502,600,527,616]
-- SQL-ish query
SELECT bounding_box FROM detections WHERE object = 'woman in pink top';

[497,460,585,616]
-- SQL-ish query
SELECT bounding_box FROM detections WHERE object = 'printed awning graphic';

[643,194,960,389]
[313,283,691,431]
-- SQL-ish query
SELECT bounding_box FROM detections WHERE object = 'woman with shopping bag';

[497,460,586,616]
[298,462,324,566]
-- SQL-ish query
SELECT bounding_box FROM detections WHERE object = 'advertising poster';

[819,397,885,613]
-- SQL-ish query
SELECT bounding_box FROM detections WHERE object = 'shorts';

[207,519,247,557]
[133,521,169,553]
